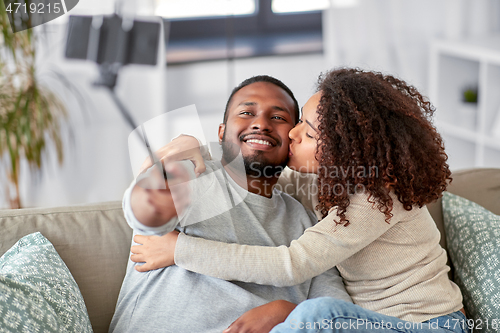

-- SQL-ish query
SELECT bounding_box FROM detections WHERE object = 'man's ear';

[218,123,225,144]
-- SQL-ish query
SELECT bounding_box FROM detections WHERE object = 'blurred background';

[1,0,500,209]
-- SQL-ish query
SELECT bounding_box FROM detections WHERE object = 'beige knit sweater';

[175,168,463,323]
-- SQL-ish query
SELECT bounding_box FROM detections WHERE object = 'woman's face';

[287,92,321,173]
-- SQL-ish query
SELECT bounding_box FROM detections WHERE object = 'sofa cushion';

[0,232,93,332]
[442,192,500,323]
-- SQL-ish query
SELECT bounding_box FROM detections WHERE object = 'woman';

[132,68,469,332]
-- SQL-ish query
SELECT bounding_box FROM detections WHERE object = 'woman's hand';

[130,231,180,272]
[139,135,206,177]
[223,300,296,333]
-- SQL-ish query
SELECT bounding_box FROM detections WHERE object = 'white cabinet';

[429,34,500,170]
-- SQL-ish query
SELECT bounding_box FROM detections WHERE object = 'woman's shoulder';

[333,191,425,223]
[278,167,317,184]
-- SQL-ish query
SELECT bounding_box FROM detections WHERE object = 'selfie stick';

[95,63,169,180]
[64,13,169,178]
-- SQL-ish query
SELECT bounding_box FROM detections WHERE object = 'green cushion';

[0,232,93,333]
[442,192,500,324]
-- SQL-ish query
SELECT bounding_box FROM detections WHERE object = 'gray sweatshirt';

[109,160,351,333]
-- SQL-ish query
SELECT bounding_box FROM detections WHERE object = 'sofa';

[1,168,499,333]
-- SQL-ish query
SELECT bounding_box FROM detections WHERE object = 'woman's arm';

[175,193,397,287]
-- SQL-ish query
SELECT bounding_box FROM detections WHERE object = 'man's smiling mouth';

[245,139,273,146]
[241,134,279,148]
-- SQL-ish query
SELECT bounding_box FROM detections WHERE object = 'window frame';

[165,0,323,63]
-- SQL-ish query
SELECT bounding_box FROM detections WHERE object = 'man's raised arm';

[123,161,193,234]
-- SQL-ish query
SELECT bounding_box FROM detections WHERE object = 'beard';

[221,133,288,178]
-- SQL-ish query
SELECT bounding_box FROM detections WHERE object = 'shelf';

[432,34,500,65]
[430,34,500,169]
[435,121,500,150]
[484,147,500,167]
[434,120,479,142]
[484,137,500,150]
[440,134,476,171]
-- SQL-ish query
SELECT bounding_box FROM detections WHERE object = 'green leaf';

[1,10,70,208]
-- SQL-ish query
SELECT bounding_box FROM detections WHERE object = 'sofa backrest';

[0,201,131,333]
[427,168,500,252]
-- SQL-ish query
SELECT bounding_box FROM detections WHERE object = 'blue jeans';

[270,297,470,333]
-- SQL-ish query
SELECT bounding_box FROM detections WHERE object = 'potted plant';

[0,2,67,208]
[462,86,478,104]
[458,85,478,130]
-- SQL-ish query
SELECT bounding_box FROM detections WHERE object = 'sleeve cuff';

[174,232,189,266]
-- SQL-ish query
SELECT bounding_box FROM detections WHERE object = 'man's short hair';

[223,75,300,124]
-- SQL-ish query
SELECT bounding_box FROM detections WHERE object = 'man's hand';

[130,231,179,272]
[139,135,206,177]
[223,300,296,333]
[131,163,191,227]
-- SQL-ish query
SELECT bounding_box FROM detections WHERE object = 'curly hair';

[315,68,452,226]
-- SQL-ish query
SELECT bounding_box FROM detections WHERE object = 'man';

[109,76,351,333]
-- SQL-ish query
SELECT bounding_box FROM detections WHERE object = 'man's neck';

[222,162,279,198]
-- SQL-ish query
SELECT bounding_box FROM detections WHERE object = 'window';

[155,0,256,19]
[272,0,329,13]
[163,0,324,64]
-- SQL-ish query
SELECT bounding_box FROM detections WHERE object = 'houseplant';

[0,2,67,208]
[457,86,478,130]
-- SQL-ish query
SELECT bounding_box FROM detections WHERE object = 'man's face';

[218,82,296,177]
